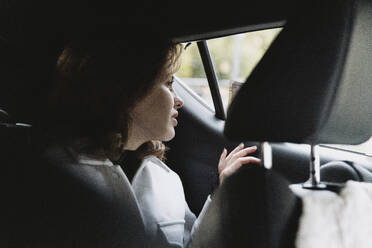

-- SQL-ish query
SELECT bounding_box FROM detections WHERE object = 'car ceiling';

[0,0,292,123]
[1,0,293,45]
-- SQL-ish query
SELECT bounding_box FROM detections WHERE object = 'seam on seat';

[342,160,363,182]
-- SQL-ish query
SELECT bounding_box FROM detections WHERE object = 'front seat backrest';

[194,0,372,247]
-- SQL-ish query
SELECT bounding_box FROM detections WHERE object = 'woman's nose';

[174,92,183,109]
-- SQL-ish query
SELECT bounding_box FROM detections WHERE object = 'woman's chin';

[162,128,176,142]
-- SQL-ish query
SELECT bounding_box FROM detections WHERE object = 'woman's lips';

[172,111,178,126]
[172,117,178,126]
[172,112,178,118]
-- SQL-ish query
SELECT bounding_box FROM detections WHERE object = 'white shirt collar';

[77,154,115,167]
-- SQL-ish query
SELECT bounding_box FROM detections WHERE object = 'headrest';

[224,0,372,144]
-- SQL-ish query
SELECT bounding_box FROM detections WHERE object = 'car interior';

[183,0,372,246]
[1,0,372,247]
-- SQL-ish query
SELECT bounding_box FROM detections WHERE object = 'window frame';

[194,30,372,157]
[197,40,226,120]
[195,28,282,120]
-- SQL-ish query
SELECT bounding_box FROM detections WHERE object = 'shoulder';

[142,155,174,174]
[133,155,182,186]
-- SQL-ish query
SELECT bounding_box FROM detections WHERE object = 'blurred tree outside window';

[176,28,282,111]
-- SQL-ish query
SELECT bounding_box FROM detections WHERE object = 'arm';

[183,195,212,247]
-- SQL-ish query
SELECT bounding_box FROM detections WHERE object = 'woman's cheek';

[160,87,174,109]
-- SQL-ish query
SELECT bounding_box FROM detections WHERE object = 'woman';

[43,34,260,247]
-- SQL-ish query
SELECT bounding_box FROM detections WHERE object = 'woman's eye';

[165,77,174,89]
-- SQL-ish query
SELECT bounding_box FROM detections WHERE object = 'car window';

[176,43,214,110]
[207,28,282,110]
[177,28,372,156]
[177,28,282,112]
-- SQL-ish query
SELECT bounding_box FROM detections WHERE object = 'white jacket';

[75,151,211,248]
[131,155,211,248]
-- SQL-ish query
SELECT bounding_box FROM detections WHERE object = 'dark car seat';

[0,34,147,248]
[0,101,148,248]
[1,111,148,247]
[0,108,32,247]
[190,0,372,247]
[0,1,152,243]
[190,165,301,248]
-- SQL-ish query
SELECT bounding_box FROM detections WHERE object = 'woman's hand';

[218,143,261,184]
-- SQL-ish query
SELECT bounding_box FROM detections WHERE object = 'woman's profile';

[41,33,261,247]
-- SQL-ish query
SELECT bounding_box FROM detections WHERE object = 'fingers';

[225,143,245,162]
[218,143,261,184]
[219,156,261,184]
[232,156,261,168]
[220,148,227,160]
[221,145,257,172]
[235,157,260,176]
[228,146,257,165]
[218,148,227,172]
[227,157,261,174]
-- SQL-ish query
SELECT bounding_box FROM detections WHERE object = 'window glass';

[176,43,214,110]
[176,29,372,155]
[176,28,282,111]
[207,28,282,110]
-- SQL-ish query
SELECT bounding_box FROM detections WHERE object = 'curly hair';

[43,36,182,161]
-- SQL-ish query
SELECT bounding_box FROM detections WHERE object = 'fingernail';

[239,142,244,147]
[224,148,227,153]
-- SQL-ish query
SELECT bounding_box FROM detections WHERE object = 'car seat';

[0,33,147,248]
[189,0,372,247]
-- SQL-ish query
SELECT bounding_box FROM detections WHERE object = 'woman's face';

[127,75,183,149]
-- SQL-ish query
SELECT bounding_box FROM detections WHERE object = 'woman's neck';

[125,129,147,151]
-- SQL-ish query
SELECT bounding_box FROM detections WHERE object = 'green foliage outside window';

[177,28,282,82]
